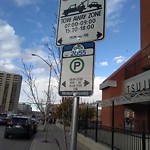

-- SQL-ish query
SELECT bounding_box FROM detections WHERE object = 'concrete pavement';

[29,122,111,150]
[29,123,89,150]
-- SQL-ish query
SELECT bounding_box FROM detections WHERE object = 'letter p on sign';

[70,58,84,73]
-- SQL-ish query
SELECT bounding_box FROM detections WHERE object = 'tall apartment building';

[0,71,22,113]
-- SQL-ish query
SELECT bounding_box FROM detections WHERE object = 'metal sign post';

[56,0,106,149]
[58,42,95,150]
[70,94,79,150]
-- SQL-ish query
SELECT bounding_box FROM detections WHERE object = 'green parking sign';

[70,58,84,73]
[59,42,95,96]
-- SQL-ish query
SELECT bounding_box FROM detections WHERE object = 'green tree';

[56,97,73,125]
[79,105,96,121]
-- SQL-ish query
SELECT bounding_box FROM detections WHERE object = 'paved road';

[0,125,33,150]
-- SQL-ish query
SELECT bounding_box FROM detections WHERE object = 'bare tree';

[21,21,69,149]
[22,58,55,143]
[21,59,46,116]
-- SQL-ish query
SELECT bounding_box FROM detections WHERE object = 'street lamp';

[32,53,53,139]
[31,53,52,68]
[32,53,52,104]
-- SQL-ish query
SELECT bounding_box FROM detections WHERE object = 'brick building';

[100,0,150,132]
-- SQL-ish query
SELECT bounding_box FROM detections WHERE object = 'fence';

[78,123,150,150]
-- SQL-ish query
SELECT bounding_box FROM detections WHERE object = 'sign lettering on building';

[124,70,150,94]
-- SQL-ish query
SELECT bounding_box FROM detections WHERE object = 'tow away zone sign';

[56,0,105,46]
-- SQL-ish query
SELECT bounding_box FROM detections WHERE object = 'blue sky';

[0,0,140,104]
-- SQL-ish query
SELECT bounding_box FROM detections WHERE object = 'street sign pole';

[70,94,79,150]
[57,0,106,149]
[59,42,95,150]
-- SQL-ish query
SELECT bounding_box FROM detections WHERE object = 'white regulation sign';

[56,0,105,46]
[59,42,95,96]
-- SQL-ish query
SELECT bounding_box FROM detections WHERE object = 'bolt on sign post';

[56,0,105,46]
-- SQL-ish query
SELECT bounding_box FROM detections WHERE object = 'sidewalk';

[29,123,89,150]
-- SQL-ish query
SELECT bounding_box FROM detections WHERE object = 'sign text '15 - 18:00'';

[61,10,101,34]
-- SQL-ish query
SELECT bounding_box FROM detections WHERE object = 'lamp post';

[32,53,52,142]
[32,53,53,101]
[32,53,52,103]
[32,54,52,69]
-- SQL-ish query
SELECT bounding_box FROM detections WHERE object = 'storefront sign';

[100,71,150,107]
[124,70,150,94]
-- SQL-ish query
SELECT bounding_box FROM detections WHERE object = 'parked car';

[4,116,34,139]
[0,113,11,125]
[88,2,102,9]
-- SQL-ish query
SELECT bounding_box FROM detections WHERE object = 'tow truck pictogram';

[62,0,102,16]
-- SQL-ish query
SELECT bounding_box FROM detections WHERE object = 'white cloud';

[13,0,39,6]
[107,0,126,16]
[2,63,19,72]
[0,20,22,72]
[41,36,50,43]
[0,20,21,53]
[37,22,42,29]
[25,18,43,33]
[0,20,21,56]
[35,6,40,13]
[20,63,106,106]
[82,76,106,103]
[0,59,20,73]
[106,0,127,32]
[19,47,107,106]
[100,61,108,66]
[20,76,61,104]
[21,46,46,61]
[114,56,125,64]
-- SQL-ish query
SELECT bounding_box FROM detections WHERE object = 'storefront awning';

[100,89,150,107]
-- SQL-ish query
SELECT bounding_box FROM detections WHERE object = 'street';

[0,125,33,150]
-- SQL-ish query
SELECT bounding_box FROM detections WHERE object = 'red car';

[0,113,11,125]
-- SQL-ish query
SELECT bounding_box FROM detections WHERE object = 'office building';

[18,103,32,114]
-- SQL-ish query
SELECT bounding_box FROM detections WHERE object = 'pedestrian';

[53,118,56,124]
